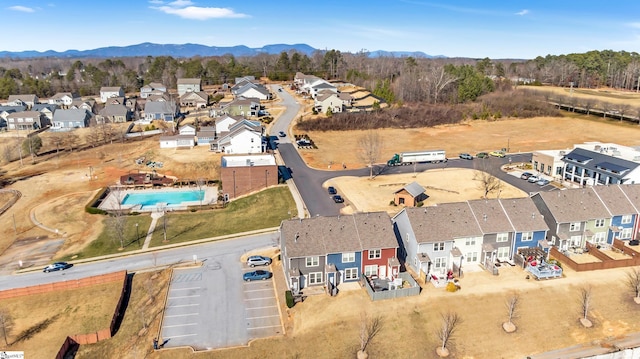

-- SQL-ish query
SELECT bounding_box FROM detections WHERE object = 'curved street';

[270,85,539,217]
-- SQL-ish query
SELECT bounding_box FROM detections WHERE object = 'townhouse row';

[280,183,640,292]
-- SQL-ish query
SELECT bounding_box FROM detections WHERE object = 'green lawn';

[65,186,296,259]
[148,186,297,247]
[61,214,153,261]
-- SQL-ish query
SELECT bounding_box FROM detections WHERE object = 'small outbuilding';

[394,181,427,206]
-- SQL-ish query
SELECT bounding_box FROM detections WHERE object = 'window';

[534,161,538,171]
[570,222,581,231]
[547,165,552,174]
[433,242,445,251]
[592,232,606,244]
[497,246,510,260]
[344,268,358,280]
[364,265,378,277]
[342,252,355,263]
[621,227,632,239]
[308,272,322,284]
[466,252,478,263]
[496,233,509,242]
[434,257,446,269]
[521,232,533,242]
[622,215,632,224]
[465,238,476,246]
[594,219,605,228]
[368,249,381,259]
[306,256,319,267]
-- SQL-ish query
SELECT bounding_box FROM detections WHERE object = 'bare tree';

[196,178,206,209]
[358,313,383,358]
[436,311,462,356]
[357,131,383,178]
[0,309,13,346]
[579,286,593,327]
[626,268,640,304]
[107,187,127,249]
[503,292,520,333]
[473,162,502,198]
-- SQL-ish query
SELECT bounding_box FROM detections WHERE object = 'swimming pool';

[122,190,204,207]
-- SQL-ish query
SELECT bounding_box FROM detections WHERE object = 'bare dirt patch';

[327,168,526,214]
[296,116,640,170]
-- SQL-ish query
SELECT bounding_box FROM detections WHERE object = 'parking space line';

[245,288,273,293]
[170,303,200,308]
[247,324,282,330]
[246,305,277,310]
[247,314,280,320]
[170,287,201,291]
[163,323,198,329]
[244,297,275,301]
[168,294,201,299]
[165,313,199,318]
[163,333,198,339]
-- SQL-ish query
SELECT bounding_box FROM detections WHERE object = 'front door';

[378,266,386,279]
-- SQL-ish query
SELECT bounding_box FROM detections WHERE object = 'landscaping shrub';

[285,290,295,308]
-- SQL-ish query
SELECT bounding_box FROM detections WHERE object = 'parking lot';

[242,266,283,340]
[160,255,282,350]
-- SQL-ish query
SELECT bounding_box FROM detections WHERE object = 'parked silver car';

[246,255,272,267]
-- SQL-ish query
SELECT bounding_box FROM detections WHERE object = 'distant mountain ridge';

[0,42,442,59]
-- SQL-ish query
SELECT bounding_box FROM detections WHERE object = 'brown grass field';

[2,86,640,357]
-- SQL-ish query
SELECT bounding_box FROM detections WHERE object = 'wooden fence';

[550,240,640,272]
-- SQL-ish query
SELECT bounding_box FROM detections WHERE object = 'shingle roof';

[177,78,201,85]
[395,181,425,198]
[619,184,640,213]
[99,104,129,117]
[537,187,610,223]
[100,87,122,92]
[144,101,176,114]
[405,203,483,243]
[53,109,91,123]
[499,197,549,233]
[7,111,41,119]
[467,198,513,234]
[592,185,637,216]
[281,212,397,258]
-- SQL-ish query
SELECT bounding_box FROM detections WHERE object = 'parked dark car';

[43,262,73,273]
[332,195,344,203]
[246,255,272,267]
[278,131,286,137]
[328,186,337,195]
[630,239,640,246]
[476,152,489,159]
[459,153,473,160]
[243,270,273,281]
[520,172,533,180]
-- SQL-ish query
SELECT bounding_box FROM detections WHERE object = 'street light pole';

[135,223,140,247]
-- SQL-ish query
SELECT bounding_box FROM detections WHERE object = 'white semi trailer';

[387,150,447,166]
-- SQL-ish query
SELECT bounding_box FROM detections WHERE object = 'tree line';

[0,49,638,104]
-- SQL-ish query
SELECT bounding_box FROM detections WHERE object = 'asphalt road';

[0,233,278,291]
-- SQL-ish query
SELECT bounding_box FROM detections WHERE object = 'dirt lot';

[327,168,527,214]
[296,115,640,171]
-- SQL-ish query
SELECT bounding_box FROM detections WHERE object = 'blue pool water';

[122,190,204,207]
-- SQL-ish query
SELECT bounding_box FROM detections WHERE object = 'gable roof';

[100,86,122,92]
[7,94,38,103]
[592,185,637,216]
[144,101,176,114]
[395,181,425,197]
[467,198,514,234]
[180,91,208,101]
[619,184,640,213]
[0,105,26,113]
[7,111,42,119]
[499,197,549,233]
[281,212,396,258]
[32,104,58,112]
[99,104,129,117]
[53,109,91,123]
[535,187,611,223]
[405,202,483,243]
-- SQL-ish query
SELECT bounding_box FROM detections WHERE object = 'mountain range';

[0,42,440,59]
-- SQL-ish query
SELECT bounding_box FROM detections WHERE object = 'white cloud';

[168,0,193,6]
[150,0,248,20]
[8,5,35,13]
[516,9,529,16]
[629,22,640,29]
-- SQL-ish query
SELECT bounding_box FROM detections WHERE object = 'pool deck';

[98,186,218,212]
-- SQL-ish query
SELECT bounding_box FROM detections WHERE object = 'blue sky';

[3,1,640,59]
